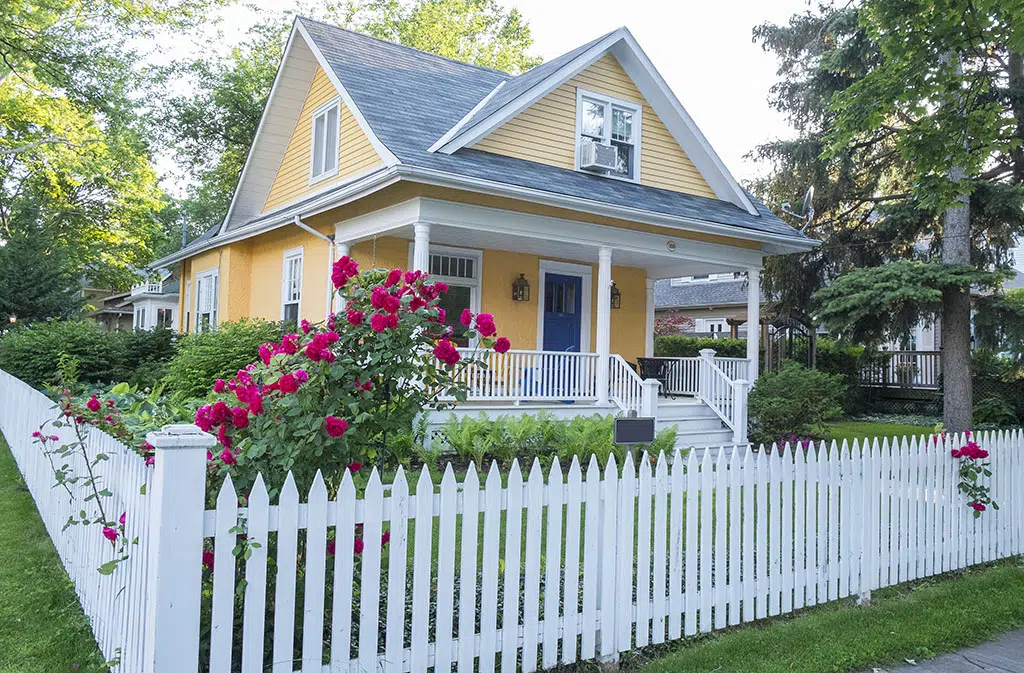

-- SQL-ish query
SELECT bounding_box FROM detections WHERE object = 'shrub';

[973,396,1018,427]
[654,335,747,358]
[748,362,845,446]
[162,319,285,399]
[0,321,122,387]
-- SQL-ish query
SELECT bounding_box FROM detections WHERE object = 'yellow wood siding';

[262,67,384,213]
[473,54,716,199]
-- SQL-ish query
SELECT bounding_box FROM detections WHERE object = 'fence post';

[640,378,661,418]
[698,348,716,404]
[732,379,750,445]
[143,424,217,673]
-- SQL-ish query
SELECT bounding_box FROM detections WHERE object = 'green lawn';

[0,434,107,673]
[825,420,934,445]
[629,560,1024,673]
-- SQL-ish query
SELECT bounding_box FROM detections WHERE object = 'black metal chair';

[636,357,671,392]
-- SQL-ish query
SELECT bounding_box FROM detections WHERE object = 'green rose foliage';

[196,263,510,496]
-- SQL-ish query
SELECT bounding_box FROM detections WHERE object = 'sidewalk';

[867,627,1024,672]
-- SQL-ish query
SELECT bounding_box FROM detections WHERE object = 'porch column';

[645,276,656,357]
[333,241,350,313]
[596,246,612,405]
[746,267,761,383]
[413,222,430,272]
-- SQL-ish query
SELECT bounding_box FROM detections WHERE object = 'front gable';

[472,53,715,199]
[262,65,384,213]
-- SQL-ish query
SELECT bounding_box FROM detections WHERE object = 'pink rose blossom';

[460,308,473,327]
[102,526,118,542]
[494,336,511,354]
[347,309,364,326]
[385,268,402,288]
[433,339,461,366]
[86,396,101,412]
[475,313,496,337]
[325,416,349,438]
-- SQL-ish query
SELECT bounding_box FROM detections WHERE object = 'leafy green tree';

[0,232,79,322]
[752,1,1024,430]
[161,0,542,234]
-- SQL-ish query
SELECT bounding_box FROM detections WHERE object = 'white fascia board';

[334,198,423,243]
[151,167,401,268]
[416,197,765,269]
[295,18,400,168]
[395,165,817,254]
[435,28,628,154]
[613,30,757,215]
[218,22,303,235]
[428,81,506,152]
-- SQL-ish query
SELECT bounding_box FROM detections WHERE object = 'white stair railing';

[697,349,750,444]
[658,356,751,396]
[608,354,645,414]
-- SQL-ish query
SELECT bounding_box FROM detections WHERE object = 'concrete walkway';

[866,627,1024,672]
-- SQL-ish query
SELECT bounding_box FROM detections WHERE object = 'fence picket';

[435,467,459,672]
[543,460,564,667]
[563,458,583,664]
[635,453,653,647]
[210,476,237,673]
[358,471,384,673]
[522,460,543,672]
[331,471,356,671]
[241,475,270,673]
[410,467,434,673]
[699,451,713,632]
[793,444,806,609]
[674,451,690,638]
[714,450,728,629]
[741,448,755,622]
[781,444,794,615]
[769,446,782,616]
[302,472,329,671]
[599,455,619,659]
[272,473,299,673]
[652,453,668,642]
[457,464,480,673]
[385,468,409,673]
[754,448,769,619]
[480,464,502,673]
[728,449,742,626]
[580,456,601,660]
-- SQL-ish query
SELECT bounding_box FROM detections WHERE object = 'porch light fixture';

[512,273,530,302]
[7,314,15,324]
[609,282,622,309]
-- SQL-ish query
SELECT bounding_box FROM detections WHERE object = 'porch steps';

[656,398,735,450]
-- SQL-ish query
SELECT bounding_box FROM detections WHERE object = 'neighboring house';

[125,271,180,331]
[654,273,761,338]
[84,291,134,332]
[150,18,816,446]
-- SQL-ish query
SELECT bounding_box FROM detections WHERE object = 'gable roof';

[176,17,814,263]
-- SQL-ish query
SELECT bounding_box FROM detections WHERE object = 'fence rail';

[0,369,153,672]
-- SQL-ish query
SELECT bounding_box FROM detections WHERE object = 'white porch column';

[644,276,656,357]
[596,246,612,405]
[333,241,350,314]
[413,222,431,272]
[746,267,761,383]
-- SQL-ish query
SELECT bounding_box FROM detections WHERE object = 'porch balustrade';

[446,349,601,403]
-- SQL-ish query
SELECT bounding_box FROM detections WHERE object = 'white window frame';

[407,243,482,344]
[134,305,147,331]
[156,307,173,329]
[195,268,219,333]
[281,246,304,323]
[574,87,643,183]
[309,98,341,184]
[184,279,191,333]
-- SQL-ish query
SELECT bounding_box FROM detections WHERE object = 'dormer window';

[310,99,340,182]
[575,88,642,181]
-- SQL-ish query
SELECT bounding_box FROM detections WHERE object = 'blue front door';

[543,273,583,352]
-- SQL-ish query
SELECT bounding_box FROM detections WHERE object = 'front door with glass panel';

[543,273,583,352]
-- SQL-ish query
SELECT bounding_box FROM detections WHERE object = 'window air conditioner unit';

[579,140,618,171]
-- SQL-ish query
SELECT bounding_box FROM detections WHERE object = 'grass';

[0,433,107,673]
[627,559,1024,673]
[825,420,935,445]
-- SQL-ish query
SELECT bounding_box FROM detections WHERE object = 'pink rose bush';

[949,431,998,517]
[195,258,509,494]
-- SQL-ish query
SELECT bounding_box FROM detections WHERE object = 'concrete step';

[655,403,720,421]
[656,416,723,432]
[669,428,735,450]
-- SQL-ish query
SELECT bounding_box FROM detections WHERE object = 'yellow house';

[153,19,816,446]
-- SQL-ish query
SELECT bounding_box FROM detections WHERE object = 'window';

[575,88,641,181]
[310,100,340,182]
[184,280,191,333]
[134,306,146,330]
[281,248,303,325]
[156,308,173,328]
[195,269,219,332]
[417,246,481,347]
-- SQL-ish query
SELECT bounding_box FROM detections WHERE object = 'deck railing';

[859,350,941,390]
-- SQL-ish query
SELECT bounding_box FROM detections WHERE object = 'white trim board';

[536,259,592,353]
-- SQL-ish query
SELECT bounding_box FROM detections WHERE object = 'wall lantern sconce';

[7,314,16,324]
[610,282,622,309]
[512,273,530,302]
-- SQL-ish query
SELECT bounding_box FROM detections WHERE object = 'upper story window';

[156,307,173,329]
[281,247,303,324]
[575,88,642,182]
[310,100,340,183]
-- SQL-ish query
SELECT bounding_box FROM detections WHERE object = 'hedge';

[653,335,747,358]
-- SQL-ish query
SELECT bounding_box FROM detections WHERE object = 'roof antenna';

[780,186,815,232]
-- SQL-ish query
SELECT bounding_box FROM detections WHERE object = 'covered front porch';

[331,196,765,446]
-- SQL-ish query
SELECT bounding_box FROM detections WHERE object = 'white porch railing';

[608,354,645,414]
[697,349,750,444]
[447,349,601,402]
[657,356,751,396]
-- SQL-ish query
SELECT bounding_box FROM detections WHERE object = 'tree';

[0,231,79,322]
[751,1,1024,431]
[161,0,542,234]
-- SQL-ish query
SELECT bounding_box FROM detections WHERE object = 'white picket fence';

[3,362,1024,673]
[0,369,154,671]
[187,431,1024,673]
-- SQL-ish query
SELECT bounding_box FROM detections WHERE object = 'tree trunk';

[942,168,972,432]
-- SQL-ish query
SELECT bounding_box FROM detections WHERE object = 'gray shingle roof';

[654,278,765,310]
